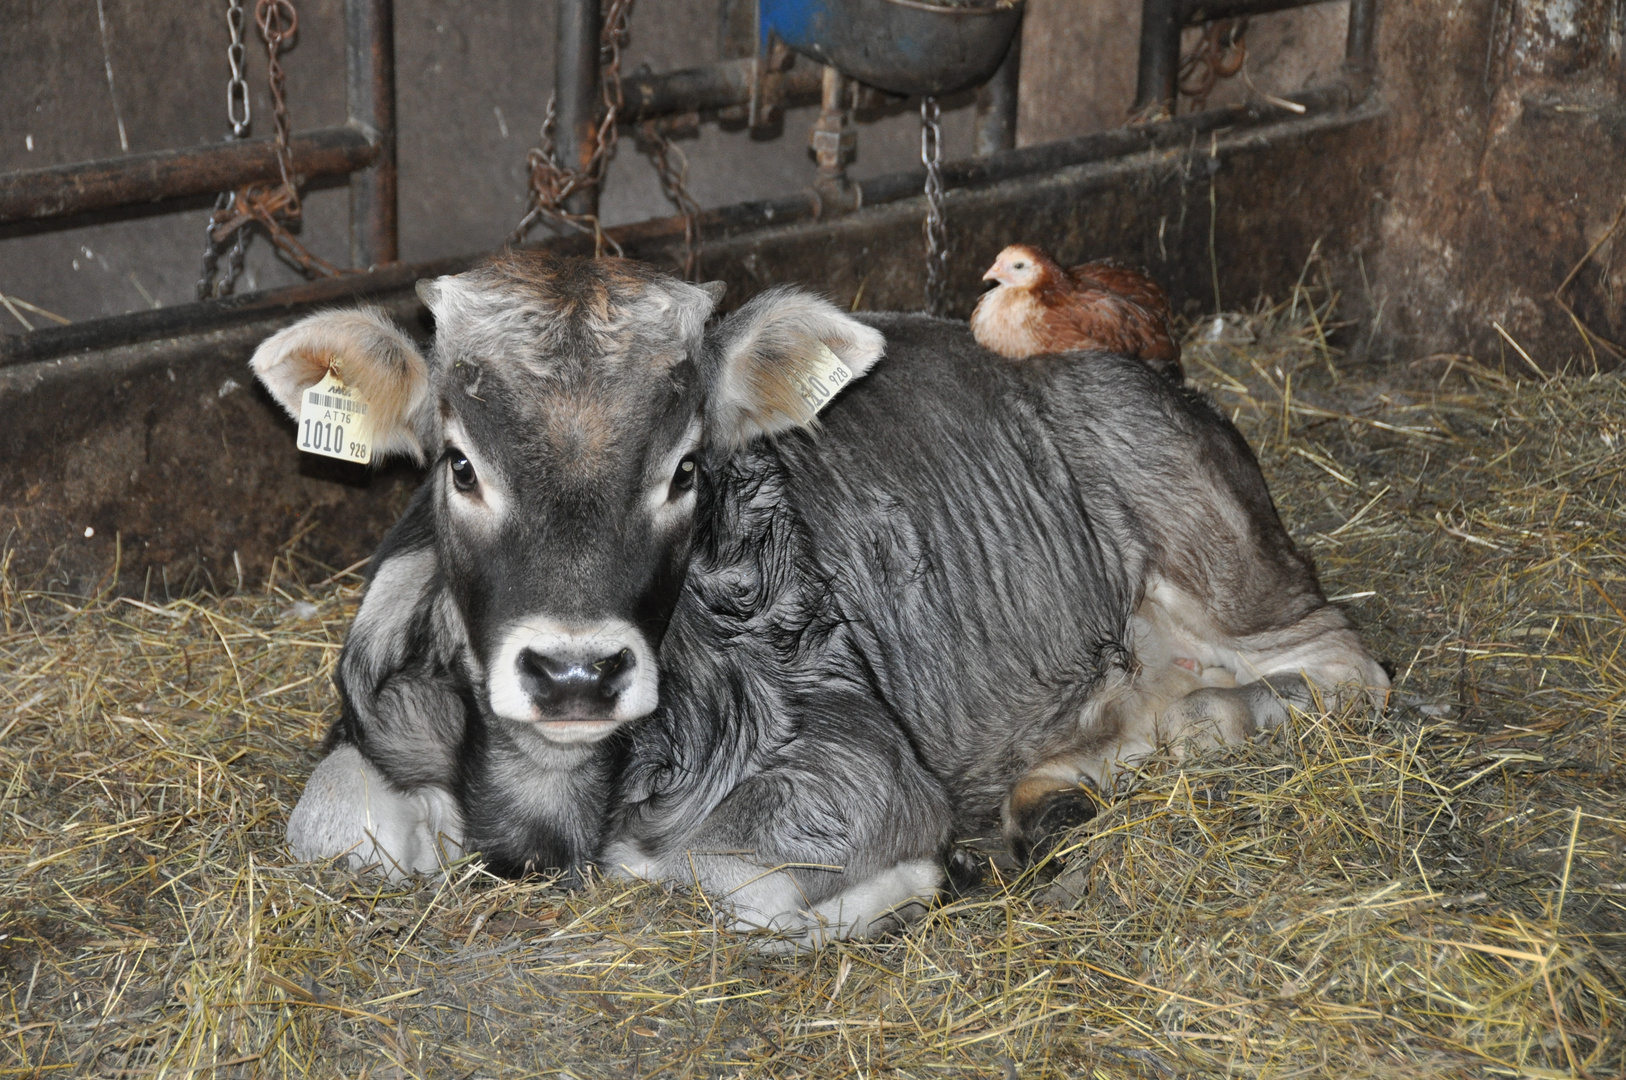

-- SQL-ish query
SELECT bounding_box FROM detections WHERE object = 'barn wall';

[1016,0,1351,144]
[0,0,1337,330]
[1363,0,1626,368]
[0,0,977,324]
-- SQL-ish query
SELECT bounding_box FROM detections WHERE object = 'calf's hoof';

[943,844,987,895]
[736,859,944,953]
[1010,786,1100,867]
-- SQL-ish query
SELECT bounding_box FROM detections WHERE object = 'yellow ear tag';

[793,342,856,417]
[296,368,374,464]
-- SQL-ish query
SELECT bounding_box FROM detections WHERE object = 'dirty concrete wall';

[1017,0,1626,372]
[1364,0,1626,369]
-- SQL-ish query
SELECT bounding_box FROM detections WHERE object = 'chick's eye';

[447,451,477,492]
[670,454,698,497]
[1013,261,1027,270]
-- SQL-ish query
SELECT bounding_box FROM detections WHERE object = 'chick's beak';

[981,264,1003,284]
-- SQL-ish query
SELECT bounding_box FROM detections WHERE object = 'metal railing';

[0,0,399,269]
[0,0,1371,343]
[0,0,1016,240]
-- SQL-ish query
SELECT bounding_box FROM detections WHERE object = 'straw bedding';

[2,288,1622,1078]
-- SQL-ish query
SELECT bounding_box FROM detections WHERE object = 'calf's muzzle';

[517,646,636,717]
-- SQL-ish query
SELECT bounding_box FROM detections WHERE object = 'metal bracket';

[749,34,796,132]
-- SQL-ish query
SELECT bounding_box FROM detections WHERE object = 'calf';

[253,253,1387,945]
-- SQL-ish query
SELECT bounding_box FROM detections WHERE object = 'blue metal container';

[759,0,1024,98]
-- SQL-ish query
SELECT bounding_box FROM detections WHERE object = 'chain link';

[513,0,705,275]
[256,0,301,207]
[199,0,253,300]
[198,191,249,300]
[636,119,703,279]
[921,96,948,317]
[514,0,634,257]
[225,0,251,138]
[1178,18,1247,112]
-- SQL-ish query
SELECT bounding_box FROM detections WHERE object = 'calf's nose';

[516,647,633,715]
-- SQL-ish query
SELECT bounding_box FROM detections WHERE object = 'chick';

[969,244,1182,380]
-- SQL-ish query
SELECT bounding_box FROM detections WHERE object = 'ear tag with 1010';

[296,368,373,464]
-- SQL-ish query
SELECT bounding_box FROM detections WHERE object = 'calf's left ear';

[249,306,435,463]
[706,286,885,445]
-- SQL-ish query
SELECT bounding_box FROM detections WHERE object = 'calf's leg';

[1005,578,1389,857]
[605,697,952,950]
[287,745,465,878]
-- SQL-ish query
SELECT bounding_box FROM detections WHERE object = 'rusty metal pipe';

[345,0,398,268]
[621,58,823,121]
[2,84,1347,370]
[0,126,379,227]
[809,65,859,212]
[973,17,1022,157]
[1134,0,1184,115]
[557,0,602,219]
[1138,0,1344,114]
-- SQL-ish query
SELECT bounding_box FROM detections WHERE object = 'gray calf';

[251,253,1387,945]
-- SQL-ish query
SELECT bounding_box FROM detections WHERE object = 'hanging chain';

[514,0,634,256]
[255,0,301,207]
[636,118,702,279]
[514,0,704,275]
[200,0,350,299]
[199,0,253,300]
[921,96,948,317]
[1178,18,1247,113]
[225,0,251,137]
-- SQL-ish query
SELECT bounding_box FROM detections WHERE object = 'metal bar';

[809,64,859,211]
[1134,0,1183,115]
[0,127,378,227]
[973,17,1022,157]
[557,0,602,218]
[1182,0,1342,22]
[345,0,398,268]
[1344,0,1377,97]
[621,58,822,120]
[1,85,1352,370]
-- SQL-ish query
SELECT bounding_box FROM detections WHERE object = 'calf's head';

[251,253,883,743]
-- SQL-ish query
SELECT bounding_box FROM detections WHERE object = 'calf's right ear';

[249,306,435,463]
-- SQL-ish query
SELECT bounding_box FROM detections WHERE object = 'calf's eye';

[448,451,478,492]
[670,454,698,497]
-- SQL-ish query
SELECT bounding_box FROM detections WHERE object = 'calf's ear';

[707,286,885,445]
[249,306,435,463]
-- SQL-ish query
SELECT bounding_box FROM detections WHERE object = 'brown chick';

[969,244,1183,380]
